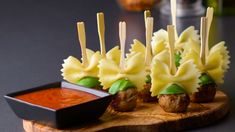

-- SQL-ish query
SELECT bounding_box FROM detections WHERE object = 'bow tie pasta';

[150,51,201,96]
[106,46,121,64]
[129,39,146,54]
[98,52,147,91]
[181,41,230,84]
[61,49,101,83]
[126,39,145,59]
[151,26,200,55]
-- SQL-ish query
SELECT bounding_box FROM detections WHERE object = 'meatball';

[138,83,158,102]
[159,93,190,113]
[190,84,217,103]
[110,88,138,112]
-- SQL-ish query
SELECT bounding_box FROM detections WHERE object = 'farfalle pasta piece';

[153,50,170,66]
[181,41,230,84]
[181,38,201,55]
[106,46,121,64]
[126,39,145,58]
[127,39,154,72]
[208,41,230,72]
[61,49,102,83]
[150,55,201,96]
[98,52,147,91]
[151,26,200,55]
[151,29,168,55]
[129,39,145,53]
[176,26,200,51]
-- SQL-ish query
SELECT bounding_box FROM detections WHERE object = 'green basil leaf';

[159,84,186,95]
[199,73,215,86]
[76,77,100,88]
[175,53,182,67]
[145,75,151,83]
[109,79,135,95]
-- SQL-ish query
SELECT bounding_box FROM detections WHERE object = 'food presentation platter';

[23,90,229,132]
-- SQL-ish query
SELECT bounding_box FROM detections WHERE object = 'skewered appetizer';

[61,22,102,89]
[129,39,158,102]
[150,25,201,113]
[98,22,147,111]
[61,13,120,89]
[127,11,157,102]
[181,8,230,102]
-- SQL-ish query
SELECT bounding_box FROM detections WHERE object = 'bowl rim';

[4,81,112,112]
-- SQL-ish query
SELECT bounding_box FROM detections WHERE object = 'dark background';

[0,0,235,131]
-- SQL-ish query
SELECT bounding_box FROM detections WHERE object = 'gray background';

[0,0,234,131]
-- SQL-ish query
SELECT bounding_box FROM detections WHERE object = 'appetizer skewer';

[61,13,120,89]
[61,22,102,89]
[181,8,230,102]
[98,21,147,111]
[126,10,157,102]
[138,11,158,102]
[150,25,201,113]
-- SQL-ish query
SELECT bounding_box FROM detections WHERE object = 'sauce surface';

[15,88,99,110]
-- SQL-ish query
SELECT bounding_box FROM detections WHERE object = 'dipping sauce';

[15,88,99,110]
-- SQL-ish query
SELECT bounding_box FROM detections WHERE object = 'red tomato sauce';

[15,88,99,110]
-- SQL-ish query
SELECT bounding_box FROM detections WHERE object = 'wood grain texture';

[23,90,230,132]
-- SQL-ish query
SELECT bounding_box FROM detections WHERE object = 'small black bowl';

[4,81,113,129]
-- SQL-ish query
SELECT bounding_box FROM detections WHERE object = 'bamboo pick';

[144,10,151,28]
[97,12,106,57]
[119,21,126,71]
[145,17,154,69]
[200,17,208,66]
[77,22,88,67]
[205,7,214,56]
[167,25,177,75]
[170,0,178,40]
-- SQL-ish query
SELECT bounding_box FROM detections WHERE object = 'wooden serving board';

[23,90,229,132]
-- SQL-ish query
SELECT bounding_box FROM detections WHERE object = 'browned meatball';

[159,94,190,113]
[110,88,138,112]
[138,83,158,102]
[190,84,217,103]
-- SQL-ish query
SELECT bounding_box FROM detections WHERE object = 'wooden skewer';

[170,0,178,40]
[77,22,88,67]
[144,10,151,28]
[119,21,126,71]
[205,7,214,56]
[145,17,154,68]
[167,25,177,75]
[200,17,208,66]
[97,12,106,58]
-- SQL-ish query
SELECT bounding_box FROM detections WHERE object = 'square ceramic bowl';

[4,81,112,129]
